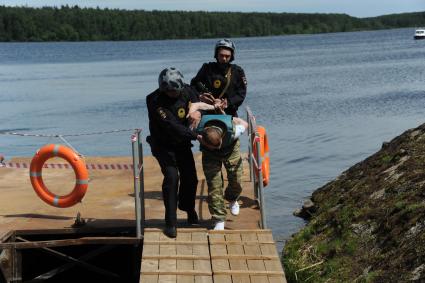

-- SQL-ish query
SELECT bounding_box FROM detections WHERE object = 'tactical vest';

[196,115,235,148]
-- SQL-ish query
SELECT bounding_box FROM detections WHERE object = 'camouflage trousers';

[202,140,243,221]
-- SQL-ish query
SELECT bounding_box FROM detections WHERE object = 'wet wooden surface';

[0,153,259,239]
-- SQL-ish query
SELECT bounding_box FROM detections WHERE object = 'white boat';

[414,29,425,40]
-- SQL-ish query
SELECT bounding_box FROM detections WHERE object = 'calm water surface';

[1,28,424,249]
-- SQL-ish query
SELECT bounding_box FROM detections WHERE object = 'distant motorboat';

[414,29,425,40]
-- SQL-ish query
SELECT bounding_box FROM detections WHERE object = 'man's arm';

[187,102,217,129]
[188,102,215,114]
[147,95,197,141]
[155,107,198,140]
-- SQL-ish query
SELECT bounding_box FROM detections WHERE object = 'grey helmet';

[214,39,236,62]
[158,67,185,92]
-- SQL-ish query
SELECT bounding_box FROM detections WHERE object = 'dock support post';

[11,233,22,283]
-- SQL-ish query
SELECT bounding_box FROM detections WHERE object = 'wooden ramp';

[141,228,286,283]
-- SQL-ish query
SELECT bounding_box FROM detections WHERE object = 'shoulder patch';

[213,79,222,89]
[157,107,167,119]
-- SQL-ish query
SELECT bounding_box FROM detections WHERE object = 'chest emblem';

[177,108,186,119]
[213,79,222,89]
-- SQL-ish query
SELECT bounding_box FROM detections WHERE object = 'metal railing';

[246,107,267,229]
[131,129,145,239]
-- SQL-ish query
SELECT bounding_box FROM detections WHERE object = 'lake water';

[1,28,424,249]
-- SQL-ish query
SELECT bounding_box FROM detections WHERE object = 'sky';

[2,0,425,18]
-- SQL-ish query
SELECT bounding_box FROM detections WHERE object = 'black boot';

[164,225,177,238]
[187,210,199,225]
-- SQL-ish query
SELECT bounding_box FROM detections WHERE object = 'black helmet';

[158,67,185,92]
[214,39,236,62]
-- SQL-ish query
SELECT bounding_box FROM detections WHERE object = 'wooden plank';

[0,237,140,249]
[144,241,206,245]
[209,233,231,283]
[143,255,209,260]
[209,229,272,234]
[141,231,160,283]
[142,270,212,276]
[213,270,284,276]
[257,232,286,283]
[208,240,275,245]
[159,231,177,282]
[14,226,136,236]
[226,233,250,283]
[211,255,278,260]
[176,231,193,283]
[145,228,206,233]
[192,232,212,283]
[242,233,268,283]
[0,230,13,243]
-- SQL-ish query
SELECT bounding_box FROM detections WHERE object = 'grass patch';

[381,154,393,164]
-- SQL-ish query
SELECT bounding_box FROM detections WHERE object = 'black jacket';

[191,62,247,117]
[146,85,199,148]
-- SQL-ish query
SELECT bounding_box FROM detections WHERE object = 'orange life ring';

[253,126,270,187]
[30,144,89,208]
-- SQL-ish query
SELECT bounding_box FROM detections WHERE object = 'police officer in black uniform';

[191,39,247,117]
[146,67,200,238]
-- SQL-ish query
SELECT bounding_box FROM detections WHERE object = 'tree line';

[0,5,424,42]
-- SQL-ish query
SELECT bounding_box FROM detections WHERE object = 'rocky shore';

[283,123,425,282]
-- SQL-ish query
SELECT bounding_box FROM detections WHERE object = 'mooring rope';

[0,128,136,137]
[0,128,138,158]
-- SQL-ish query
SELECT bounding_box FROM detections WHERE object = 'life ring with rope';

[30,144,89,208]
[253,126,270,187]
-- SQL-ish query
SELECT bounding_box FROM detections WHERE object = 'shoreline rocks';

[284,123,425,282]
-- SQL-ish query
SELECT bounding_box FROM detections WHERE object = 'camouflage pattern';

[202,140,243,221]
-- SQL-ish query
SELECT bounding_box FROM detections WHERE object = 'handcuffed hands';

[188,110,202,130]
[199,93,215,104]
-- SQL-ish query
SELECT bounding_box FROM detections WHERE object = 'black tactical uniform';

[146,85,199,227]
[191,62,247,117]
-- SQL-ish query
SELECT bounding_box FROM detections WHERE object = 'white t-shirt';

[234,124,246,139]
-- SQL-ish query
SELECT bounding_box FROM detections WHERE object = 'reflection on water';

[1,28,424,247]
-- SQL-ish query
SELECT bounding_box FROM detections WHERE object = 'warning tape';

[0,162,134,170]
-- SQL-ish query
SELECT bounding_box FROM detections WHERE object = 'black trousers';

[151,144,198,226]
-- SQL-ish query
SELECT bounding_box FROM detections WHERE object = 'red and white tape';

[0,163,134,170]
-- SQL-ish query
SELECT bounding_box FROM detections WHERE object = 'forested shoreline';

[1,5,424,42]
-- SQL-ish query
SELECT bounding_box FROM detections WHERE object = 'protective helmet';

[158,67,185,92]
[214,39,236,62]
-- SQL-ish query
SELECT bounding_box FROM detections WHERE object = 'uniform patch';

[157,108,167,119]
[177,108,186,119]
[242,76,247,86]
[213,79,222,89]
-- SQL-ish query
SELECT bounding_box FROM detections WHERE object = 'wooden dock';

[0,153,286,282]
[141,228,285,283]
